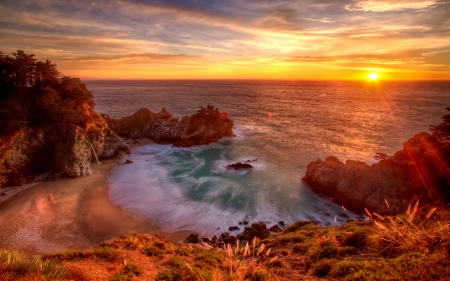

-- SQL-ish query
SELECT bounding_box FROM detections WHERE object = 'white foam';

[108,143,359,236]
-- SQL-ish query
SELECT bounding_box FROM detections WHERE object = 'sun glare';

[368,73,379,80]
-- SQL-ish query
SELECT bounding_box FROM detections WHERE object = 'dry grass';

[224,237,278,281]
[367,200,450,257]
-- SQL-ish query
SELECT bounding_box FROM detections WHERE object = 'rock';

[303,132,450,215]
[243,221,249,225]
[238,221,270,241]
[103,106,234,147]
[223,235,237,245]
[0,122,92,187]
[221,232,230,238]
[211,235,220,245]
[245,159,257,162]
[229,226,240,231]
[186,234,201,243]
[227,162,253,170]
[202,237,212,243]
[269,225,282,233]
[278,221,285,226]
[102,108,159,139]
[125,160,133,164]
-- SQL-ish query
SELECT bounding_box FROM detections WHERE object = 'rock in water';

[103,106,234,146]
[303,132,450,215]
[227,162,253,170]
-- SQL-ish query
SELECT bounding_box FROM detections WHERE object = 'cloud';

[1,0,449,79]
[345,0,438,12]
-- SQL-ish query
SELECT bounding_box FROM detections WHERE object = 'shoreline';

[0,139,189,255]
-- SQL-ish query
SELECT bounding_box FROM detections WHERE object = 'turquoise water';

[87,80,450,236]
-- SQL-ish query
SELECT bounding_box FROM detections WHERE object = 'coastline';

[0,139,189,255]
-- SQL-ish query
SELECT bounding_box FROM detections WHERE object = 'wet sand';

[0,143,189,255]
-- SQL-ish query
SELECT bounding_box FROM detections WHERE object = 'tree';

[430,107,450,145]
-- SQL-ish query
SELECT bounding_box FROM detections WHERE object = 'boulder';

[238,221,270,241]
[269,225,282,233]
[186,234,201,243]
[227,162,253,170]
[229,226,240,231]
[125,160,133,164]
[303,132,450,215]
[223,235,237,245]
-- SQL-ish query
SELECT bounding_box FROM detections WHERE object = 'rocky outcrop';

[0,122,91,187]
[0,100,129,188]
[303,132,450,215]
[103,106,235,147]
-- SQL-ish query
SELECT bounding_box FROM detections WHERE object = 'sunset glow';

[1,0,449,80]
[369,73,379,80]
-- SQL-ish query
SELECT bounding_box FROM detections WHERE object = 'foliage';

[196,104,219,116]
[0,50,94,124]
[367,200,450,256]
[430,107,450,145]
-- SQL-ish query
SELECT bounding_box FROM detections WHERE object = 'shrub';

[155,269,173,281]
[144,246,165,257]
[194,250,224,268]
[0,250,68,280]
[93,246,121,262]
[312,258,336,277]
[123,262,143,276]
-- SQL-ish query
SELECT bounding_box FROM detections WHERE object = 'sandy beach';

[0,141,189,255]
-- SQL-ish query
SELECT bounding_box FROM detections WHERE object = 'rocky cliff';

[0,51,132,188]
[0,103,130,188]
[303,132,450,215]
[103,106,235,147]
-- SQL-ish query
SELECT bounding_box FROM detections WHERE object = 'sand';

[0,140,189,255]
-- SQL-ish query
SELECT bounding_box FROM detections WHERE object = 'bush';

[312,258,336,277]
[144,246,165,257]
[194,250,224,267]
[123,262,143,276]
[93,246,121,262]
[155,269,173,281]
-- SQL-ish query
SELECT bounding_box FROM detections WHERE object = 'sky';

[1,0,450,80]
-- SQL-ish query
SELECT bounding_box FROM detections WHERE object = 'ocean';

[85,80,450,237]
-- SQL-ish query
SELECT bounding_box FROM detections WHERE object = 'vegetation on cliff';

[430,107,450,147]
[0,50,94,124]
[1,204,449,280]
[0,51,128,188]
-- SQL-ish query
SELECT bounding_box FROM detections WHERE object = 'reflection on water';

[88,80,450,236]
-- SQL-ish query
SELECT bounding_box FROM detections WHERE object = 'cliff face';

[103,107,235,147]
[0,97,129,188]
[303,132,450,215]
[0,122,92,187]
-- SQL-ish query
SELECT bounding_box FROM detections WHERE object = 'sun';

[368,73,379,80]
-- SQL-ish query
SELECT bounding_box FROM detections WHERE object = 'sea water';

[86,80,450,236]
